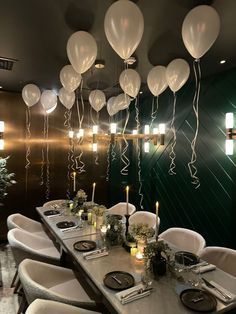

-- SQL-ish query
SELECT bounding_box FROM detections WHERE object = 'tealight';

[135,251,144,260]
[130,247,138,256]
[100,225,107,234]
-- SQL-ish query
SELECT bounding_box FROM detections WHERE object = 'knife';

[202,278,232,300]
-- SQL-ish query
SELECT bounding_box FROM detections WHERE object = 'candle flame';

[93,182,96,187]
[126,186,129,191]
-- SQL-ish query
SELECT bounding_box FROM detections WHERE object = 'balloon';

[22,84,41,107]
[104,0,144,60]
[67,31,97,74]
[59,88,75,110]
[166,59,190,92]
[182,5,220,59]
[89,90,106,112]
[147,66,168,96]
[46,103,57,114]
[40,90,57,113]
[119,69,141,98]
[107,97,118,116]
[60,65,81,92]
[114,93,131,111]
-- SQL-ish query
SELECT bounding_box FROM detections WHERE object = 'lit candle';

[130,247,138,256]
[88,212,92,224]
[93,221,96,228]
[73,172,76,192]
[126,186,129,215]
[100,225,107,235]
[92,182,96,203]
[135,250,144,260]
[156,201,159,238]
[78,209,84,219]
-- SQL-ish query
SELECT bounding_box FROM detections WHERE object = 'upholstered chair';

[129,211,159,230]
[200,246,236,277]
[19,259,97,311]
[159,227,206,255]
[43,199,67,208]
[107,202,136,216]
[25,299,100,314]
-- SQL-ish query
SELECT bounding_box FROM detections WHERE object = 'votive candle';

[130,247,138,256]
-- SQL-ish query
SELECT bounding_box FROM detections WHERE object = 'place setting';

[73,239,109,260]
[43,209,62,218]
[56,220,81,233]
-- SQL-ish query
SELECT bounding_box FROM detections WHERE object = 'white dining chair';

[43,199,67,208]
[159,227,206,255]
[7,228,60,267]
[18,259,97,311]
[7,213,49,239]
[107,202,136,216]
[25,299,100,314]
[129,211,159,230]
[200,246,236,277]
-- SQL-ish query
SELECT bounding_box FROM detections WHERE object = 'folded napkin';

[193,264,216,274]
[83,249,108,259]
[202,281,236,303]
[116,284,151,305]
[47,213,62,218]
[61,225,78,232]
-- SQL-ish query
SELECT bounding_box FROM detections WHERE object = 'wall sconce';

[0,121,4,150]
[68,130,74,139]
[92,143,98,152]
[144,125,150,135]
[110,123,117,144]
[225,113,235,155]
[144,141,150,153]
[92,125,98,152]
[159,123,165,145]
[132,129,138,135]
[153,127,158,145]
[77,128,84,138]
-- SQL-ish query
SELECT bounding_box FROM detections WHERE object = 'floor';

[0,244,19,314]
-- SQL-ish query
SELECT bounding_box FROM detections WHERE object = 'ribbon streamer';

[120,108,130,176]
[25,107,31,195]
[45,115,50,200]
[187,59,201,189]
[106,142,111,182]
[40,114,47,186]
[168,93,177,175]
[150,96,159,129]
[134,97,144,209]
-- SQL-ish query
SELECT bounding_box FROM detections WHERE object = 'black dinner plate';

[44,210,60,216]
[175,251,199,266]
[103,271,135,291]
[180,288,217,312]
[56,221,75,229]
[73,240,97,252]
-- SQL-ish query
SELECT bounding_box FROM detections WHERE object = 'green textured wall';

[109,67,236,249]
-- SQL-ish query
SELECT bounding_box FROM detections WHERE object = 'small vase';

[96,216,103,230]
[151,251,166,277]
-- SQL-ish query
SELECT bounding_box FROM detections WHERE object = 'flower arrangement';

[130,223,155,241]
[105,215,123,246]
[144,240,170,262]
[0,156,16,202]
[72,189,87,212]
[92,205,106,217]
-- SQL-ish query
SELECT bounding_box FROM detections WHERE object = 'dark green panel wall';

[109,68,236,249]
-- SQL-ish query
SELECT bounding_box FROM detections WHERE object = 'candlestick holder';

[125,214,130,237]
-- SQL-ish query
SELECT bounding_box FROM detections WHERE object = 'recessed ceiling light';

[220,60,226,64]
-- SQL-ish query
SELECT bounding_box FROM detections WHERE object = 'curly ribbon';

[188,59,201,189]
[64,109,72,129]
[106,142,111,182]
[134,97,144,209]
[40,114,47,186]
[94,152,99,165]
[150,96,159,129]
[25,107,31,195]
[168,93,177,175]
[45,115,50,200]
[120,108,130,176]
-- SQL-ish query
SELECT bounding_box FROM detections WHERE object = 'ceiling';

[0,0,235,98]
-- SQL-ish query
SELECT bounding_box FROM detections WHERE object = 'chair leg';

[10,269,18,287]
[17,293,28,314]
[13,279,21,294]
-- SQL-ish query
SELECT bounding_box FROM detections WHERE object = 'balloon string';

[94,152,99,165]
[64,109,72,129]
[40,114,47,186]
[45,115,50,200]
[79,79,84,128]
[66,140,72,200]
[90,105,96,126]
[120,108,130,176]
[75,137,86,174]
[106,142,111,182]
[168,93,177,175]
[25,107,31,196]
[150,96,159,129]
[187,59,201,189]
[111,143,116,161]
[134,97,144,209]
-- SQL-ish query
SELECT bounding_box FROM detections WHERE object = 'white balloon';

[60,65,81,92]
[104,0,144,60]
[22,84,41,107]
[46,103,57,114]
[59,88,75,110]
[67,31,97,74]
[119,69,141,98]
[107,97,118,116]
[89,90,106,112]
[114,93,131,111]
[166,59,190,93]
[40,90,57,112]
[182,5,220,59]
[147,66,168,96]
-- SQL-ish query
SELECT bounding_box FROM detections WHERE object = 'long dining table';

[36,206,236,314]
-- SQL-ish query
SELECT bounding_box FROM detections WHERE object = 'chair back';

[107,202,136,216]
[129,211,159,230]
[200,246,236,277]
[7,213,42,233]
[43,199,67,208]
[159,227,206,255]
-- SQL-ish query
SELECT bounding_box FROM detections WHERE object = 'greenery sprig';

[0,156,16,201]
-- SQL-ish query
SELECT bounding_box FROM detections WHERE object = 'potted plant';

[0,156,16,206]
[130,223,155,253]
[92,205,106,230]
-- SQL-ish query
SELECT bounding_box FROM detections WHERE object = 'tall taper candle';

[73,172,76,192]
[92,182,96,203]
[126,186,129,215]
[156,201,159,240]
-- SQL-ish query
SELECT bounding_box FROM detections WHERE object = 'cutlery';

[121,287,153,300]
[111,275,122,285]
[61,225,80,233]
[192,296,204,303]
[188,261,209,270]
[202,278,232,300]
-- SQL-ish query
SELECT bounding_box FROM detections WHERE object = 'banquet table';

[36,206,236,314]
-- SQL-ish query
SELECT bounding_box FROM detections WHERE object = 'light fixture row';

[0,121,4,150]
[225,112,236,155]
